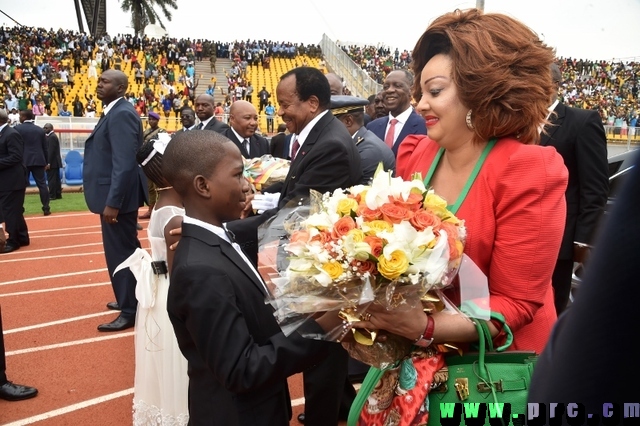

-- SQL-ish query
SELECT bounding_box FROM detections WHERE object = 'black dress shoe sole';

[2,245,20,254]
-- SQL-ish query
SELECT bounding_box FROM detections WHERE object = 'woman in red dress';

[354,10,568,424]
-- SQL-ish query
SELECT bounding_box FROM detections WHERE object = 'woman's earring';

[465,110,474,130]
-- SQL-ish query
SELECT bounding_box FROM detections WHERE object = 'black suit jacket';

[0,125,27,192]
[46,131,62,168]
[15,121,47,167]
[366,109,427,156]
[223,128,270,159]
[83,98,147,214]
[167,223,330,426]
[528,151,639,412]
[269,132,288,159]
[540,102,609,258]
[203,116,230,134]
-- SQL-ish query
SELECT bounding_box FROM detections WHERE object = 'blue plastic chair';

[64,150,84,185]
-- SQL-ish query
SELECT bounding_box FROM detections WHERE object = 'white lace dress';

[118,205,189,426]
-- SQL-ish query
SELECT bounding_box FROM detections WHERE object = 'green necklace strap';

[423,138,498,215]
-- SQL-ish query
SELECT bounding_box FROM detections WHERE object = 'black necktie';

[244,139,250,157]
[225,227,237,244]
[196,123,203,130]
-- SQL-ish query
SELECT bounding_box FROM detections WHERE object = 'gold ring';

[362,312,372,322]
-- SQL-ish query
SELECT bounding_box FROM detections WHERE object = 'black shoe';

[97,315,135,332]
[106,301,120,310]
[297,413,305,424]
[2,244,19,254]
[43,210,51,216]
[0,381,38,401]
[136,223,143,230]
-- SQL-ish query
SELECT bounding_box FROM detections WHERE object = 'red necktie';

[384,118,398,148]
[291,137,300,160]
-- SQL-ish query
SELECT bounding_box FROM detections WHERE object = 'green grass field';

[24,192,89,216]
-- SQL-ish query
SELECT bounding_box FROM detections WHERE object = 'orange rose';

[437,222,462,260]
[379,203,413,224]
[310,230,332,244]
[363,235,384,258]
[392,192,424,212]
[332,216,356,239]
[290,230,310,244]
[360,205,382,221]
[410,210,442,231]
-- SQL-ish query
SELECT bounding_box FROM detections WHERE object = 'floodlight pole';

[477,0,484,11]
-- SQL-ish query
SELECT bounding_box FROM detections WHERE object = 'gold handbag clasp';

[454,378,469,401]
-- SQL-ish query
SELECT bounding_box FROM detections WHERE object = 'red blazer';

[397,136,568,353]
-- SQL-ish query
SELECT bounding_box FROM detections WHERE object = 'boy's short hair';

[163,130,233,197]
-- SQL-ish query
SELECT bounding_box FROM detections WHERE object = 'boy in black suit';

[162,129,338,426]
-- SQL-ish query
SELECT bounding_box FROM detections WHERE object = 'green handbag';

[426,318,537,425]
[348,313,538,426]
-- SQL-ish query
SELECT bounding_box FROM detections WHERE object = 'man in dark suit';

[540,63,609,315]
[0,304,38,401]
[15,110,50,216]
[0,110,29,254]
[162,130,334,425]
[223,100,270,159]
[83,69,147,331]
[331,95,396,184]
[178,108,197,132]
[366,70,427,156]
[43,123,62,200]
[233,67,362,426]
[269,123,289,159]
[194,94,229,133]
[528,151,639,415]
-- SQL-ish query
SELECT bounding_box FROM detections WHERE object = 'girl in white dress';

[116,134,188,425]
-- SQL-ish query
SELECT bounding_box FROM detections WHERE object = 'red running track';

[0,209,334,425]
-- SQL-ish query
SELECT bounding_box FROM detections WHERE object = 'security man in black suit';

[269,123,289,159]
[194,94,230,133]
[541,63,609,315]
[0,110,29,254]
[15,109,50,215]
[43,123,63,200]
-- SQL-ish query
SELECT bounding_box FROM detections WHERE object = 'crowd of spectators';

[0,25,322,128]
[2,24,637,134]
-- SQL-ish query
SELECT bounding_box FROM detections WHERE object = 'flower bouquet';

[258,167,479,369]
[243,154,290,192]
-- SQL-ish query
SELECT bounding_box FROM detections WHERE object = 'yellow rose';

[337,198,359,217]
[377,250,409,280]
[346,229,365,242]
[424,193,450,218]
[363,220,393,236]
[322,261,344,280]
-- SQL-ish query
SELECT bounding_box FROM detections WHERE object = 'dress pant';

[47,168,62,199]
[0,305,7,384]
[99,210,140,319]
[0,189,29,247]
[551,258,574,315]
[27,166,50,212]
[301,343,349,426]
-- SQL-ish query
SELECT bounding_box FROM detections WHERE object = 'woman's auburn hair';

[411,8,556,145]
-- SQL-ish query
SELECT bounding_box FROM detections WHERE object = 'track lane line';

[0,269,109,286]
[4,311,118,334]
[2,388,135,426]
[6,332,134,356]
[0,282,110,297]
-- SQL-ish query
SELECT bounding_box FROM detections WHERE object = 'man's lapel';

[183,223,268,297]
[540,103,566,146]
